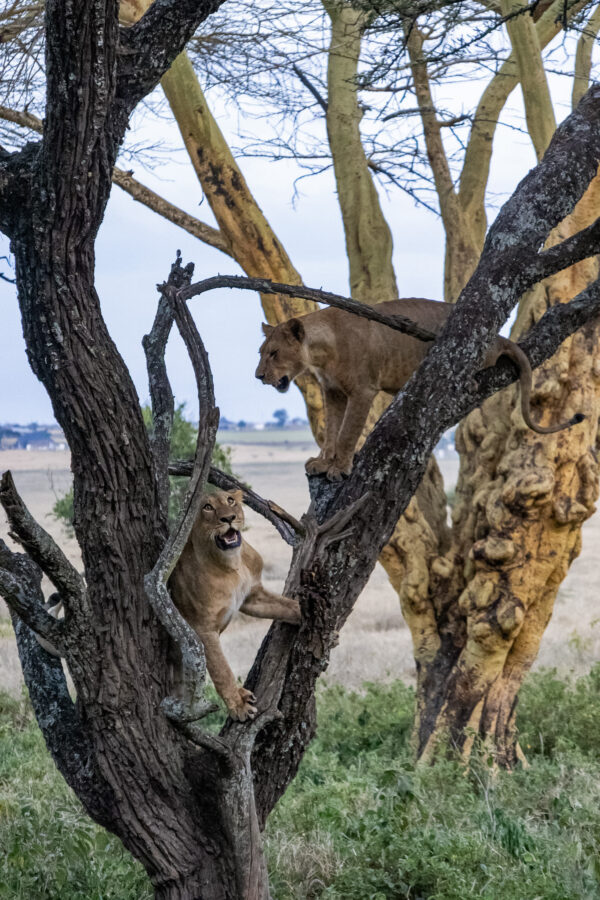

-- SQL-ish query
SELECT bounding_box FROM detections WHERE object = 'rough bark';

[405,5,600,760]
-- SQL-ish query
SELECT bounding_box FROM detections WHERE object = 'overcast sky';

[0,53,578,426]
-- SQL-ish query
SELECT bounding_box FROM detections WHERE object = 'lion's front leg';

[326,389,376,480]
[198,630,257,721]
[241,585,301,625]
[305,387,347,476]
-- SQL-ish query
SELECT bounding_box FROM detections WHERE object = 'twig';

[179,275,438,342]
[168,460,304,546]
[143,252,195,525]
[0,470,84,605]
[292,64,328,113]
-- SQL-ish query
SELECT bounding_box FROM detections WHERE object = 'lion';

[169,489,301,721]
[255,298,584,481]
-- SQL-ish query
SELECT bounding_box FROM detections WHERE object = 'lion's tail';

[495,339,585,435]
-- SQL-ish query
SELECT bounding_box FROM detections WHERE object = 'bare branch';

[292,63,328,113]
[168,460,303,545]
[112,169,232,255]
[142,253,196,526]
[0,470,85,605]
[144,255,220,724]
[180,274,438,341]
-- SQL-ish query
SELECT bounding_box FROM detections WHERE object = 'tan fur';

[256,298,584,480]
[169,489,300,721]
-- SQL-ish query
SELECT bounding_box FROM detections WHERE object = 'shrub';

[52,403,234,530]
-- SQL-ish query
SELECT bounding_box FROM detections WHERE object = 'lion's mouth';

[215,528,242,551]
[276,376,290,393]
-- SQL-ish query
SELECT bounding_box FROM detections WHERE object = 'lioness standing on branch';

[170,489,301,721]
[256,298,584,481]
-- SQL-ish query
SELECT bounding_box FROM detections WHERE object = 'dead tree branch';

[180,274,438,340]
[144,255,219,724]
[0,104,230,255]
[0,539,65,645]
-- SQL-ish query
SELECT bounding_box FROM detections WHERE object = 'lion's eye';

[227,496,235,505]
[203,504,213,512]
[270,350,278,359]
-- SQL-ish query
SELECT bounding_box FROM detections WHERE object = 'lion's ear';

[287,317,305,342]
[261,323,274,337]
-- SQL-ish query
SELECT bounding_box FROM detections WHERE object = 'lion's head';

[255,318,307,393]
[197,489,245,553]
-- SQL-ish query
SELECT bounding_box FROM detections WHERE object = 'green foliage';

[0,691,151,900]
[52,403,234,530]
[2,669,600,898]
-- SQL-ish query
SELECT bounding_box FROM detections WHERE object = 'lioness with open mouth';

[170,489,301,721]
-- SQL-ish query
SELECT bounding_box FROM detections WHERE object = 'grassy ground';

[1,668,600,899]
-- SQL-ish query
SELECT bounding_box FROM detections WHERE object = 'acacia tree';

[2,1,600,896]
[114,0,600,762]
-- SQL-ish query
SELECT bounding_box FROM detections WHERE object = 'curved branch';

[181,274,437,341]
[9,591,113,827]
[144,255,219,724]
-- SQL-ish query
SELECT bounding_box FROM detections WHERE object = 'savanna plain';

[1,433,600,899]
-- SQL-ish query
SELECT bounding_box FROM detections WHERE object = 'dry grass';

[1,442,599,695]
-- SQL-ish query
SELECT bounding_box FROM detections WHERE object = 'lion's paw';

[326,463,351,481]
[227,688,258,722]
[305,455,333,476]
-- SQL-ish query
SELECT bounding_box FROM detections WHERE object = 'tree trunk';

[411,176,600,767]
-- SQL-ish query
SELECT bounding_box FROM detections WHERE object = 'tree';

[1,0,599,787]
[0,2,600,897]
[272,408,288,428]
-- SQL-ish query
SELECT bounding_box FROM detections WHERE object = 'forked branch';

[0,470,84,606]
[0,539,64,646]
[144,255,219,724]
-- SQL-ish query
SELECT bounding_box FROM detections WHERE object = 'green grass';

[2,669,600,899]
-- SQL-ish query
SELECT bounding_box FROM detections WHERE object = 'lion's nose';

[220,514,236,524]
[255,371,265,381]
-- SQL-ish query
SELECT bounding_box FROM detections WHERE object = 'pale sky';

[0,53,578,426]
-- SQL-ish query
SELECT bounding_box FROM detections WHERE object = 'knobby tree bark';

[2,4,600,897]
[400,0,600,764]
